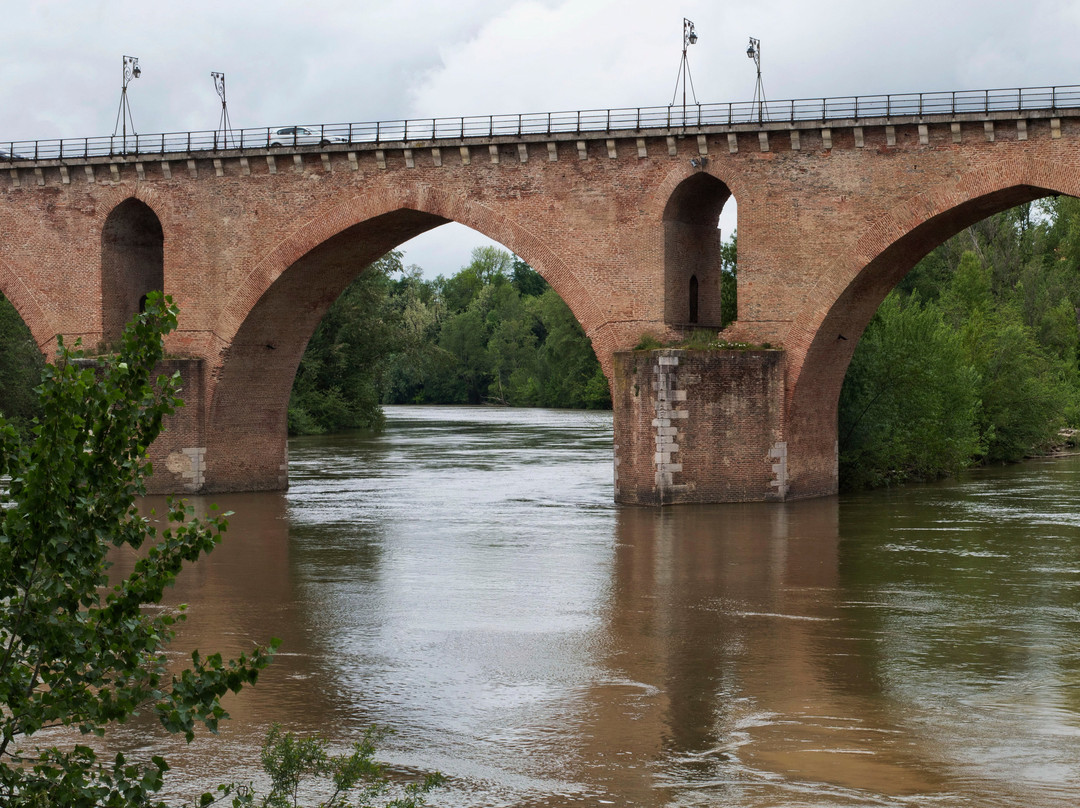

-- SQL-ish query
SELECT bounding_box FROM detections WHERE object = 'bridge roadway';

[2,85,1079,504]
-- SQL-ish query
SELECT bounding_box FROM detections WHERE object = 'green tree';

[224,724,443,808]
[941,250,1071,462]
[839,291,981,489]
[0,294,276,808]
[529,288,610,409]
[720,231,737,328]
[289,254,407,435]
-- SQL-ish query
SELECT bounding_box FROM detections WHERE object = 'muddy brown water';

[50,406,1080,806]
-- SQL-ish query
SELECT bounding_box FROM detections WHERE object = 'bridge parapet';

[3,110,1077,191]
[3,82,1080,168]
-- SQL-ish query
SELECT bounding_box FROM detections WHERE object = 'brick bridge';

[3,87,1079,504]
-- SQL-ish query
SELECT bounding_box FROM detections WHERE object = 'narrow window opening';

[689,274,699,324]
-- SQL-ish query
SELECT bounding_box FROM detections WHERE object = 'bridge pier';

[145,358,209,495]
[612,348,814,505]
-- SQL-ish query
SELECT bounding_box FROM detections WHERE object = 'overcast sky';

[4,0,1079,277]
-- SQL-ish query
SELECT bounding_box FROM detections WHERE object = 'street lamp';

[212,71,234,148]
[670,18,700,125]
[113,55,141,149]
[746,37,767,123]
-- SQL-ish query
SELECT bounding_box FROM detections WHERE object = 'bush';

[0,294,276,808]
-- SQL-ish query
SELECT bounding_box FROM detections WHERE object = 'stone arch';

[663,172,732,328]
[213,185,609,353]
[201,190,621,492]
[0,252,58,354]
[783,158,1079,498]
[101,198,164,344]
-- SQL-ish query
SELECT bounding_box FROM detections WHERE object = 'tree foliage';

[0,292,45,432]
[289,246,611,436]
[840,200,1080,488]
[0,293,277,808]
[210,725,443,808]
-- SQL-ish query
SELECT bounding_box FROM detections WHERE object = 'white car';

[268,126,347,147]
[0,148,26,160]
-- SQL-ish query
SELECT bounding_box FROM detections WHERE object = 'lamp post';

[670,18,699,125]
[113,55,141,150]
[746,37,767,123]
[212,71,234,148]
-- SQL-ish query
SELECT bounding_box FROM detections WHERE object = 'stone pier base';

[145,358,208,495]
[612,348,787,505]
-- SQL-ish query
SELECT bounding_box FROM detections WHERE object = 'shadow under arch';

[663,172,732,328]
[202,200,616,491]
[784,176,1070,498]
[101,198,164,345]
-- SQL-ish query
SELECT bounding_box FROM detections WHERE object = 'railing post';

[919,93,923,116]
[636,108,640,129]
[376,121,380,142]
[518,114,522,137]
[985,90,989,114]
[854,95,859,118]
[489,115,493,137]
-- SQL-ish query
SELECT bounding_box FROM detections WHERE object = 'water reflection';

[57,408,1080,807]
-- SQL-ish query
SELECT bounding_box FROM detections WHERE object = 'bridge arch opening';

[202,209,611,492]
[101,198,164,346]
[789,185,1080,497]
[663,173,732,329]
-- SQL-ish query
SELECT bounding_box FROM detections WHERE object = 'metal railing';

[2,84,1078,164]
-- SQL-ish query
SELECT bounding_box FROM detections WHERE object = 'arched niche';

[663,173,731,328]
[101,199,164,344]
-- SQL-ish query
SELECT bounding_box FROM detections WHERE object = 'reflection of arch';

[663,173,731,327]
[101,199,164,343]
[784,158,1075,497]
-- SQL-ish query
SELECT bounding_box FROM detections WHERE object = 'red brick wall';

[613,349,785,505]
[1,112,1078,500]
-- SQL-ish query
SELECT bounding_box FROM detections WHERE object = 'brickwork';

[612,349,785,505]
[2,108,1080,500]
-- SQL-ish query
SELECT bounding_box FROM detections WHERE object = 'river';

[91,405,1080,806]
